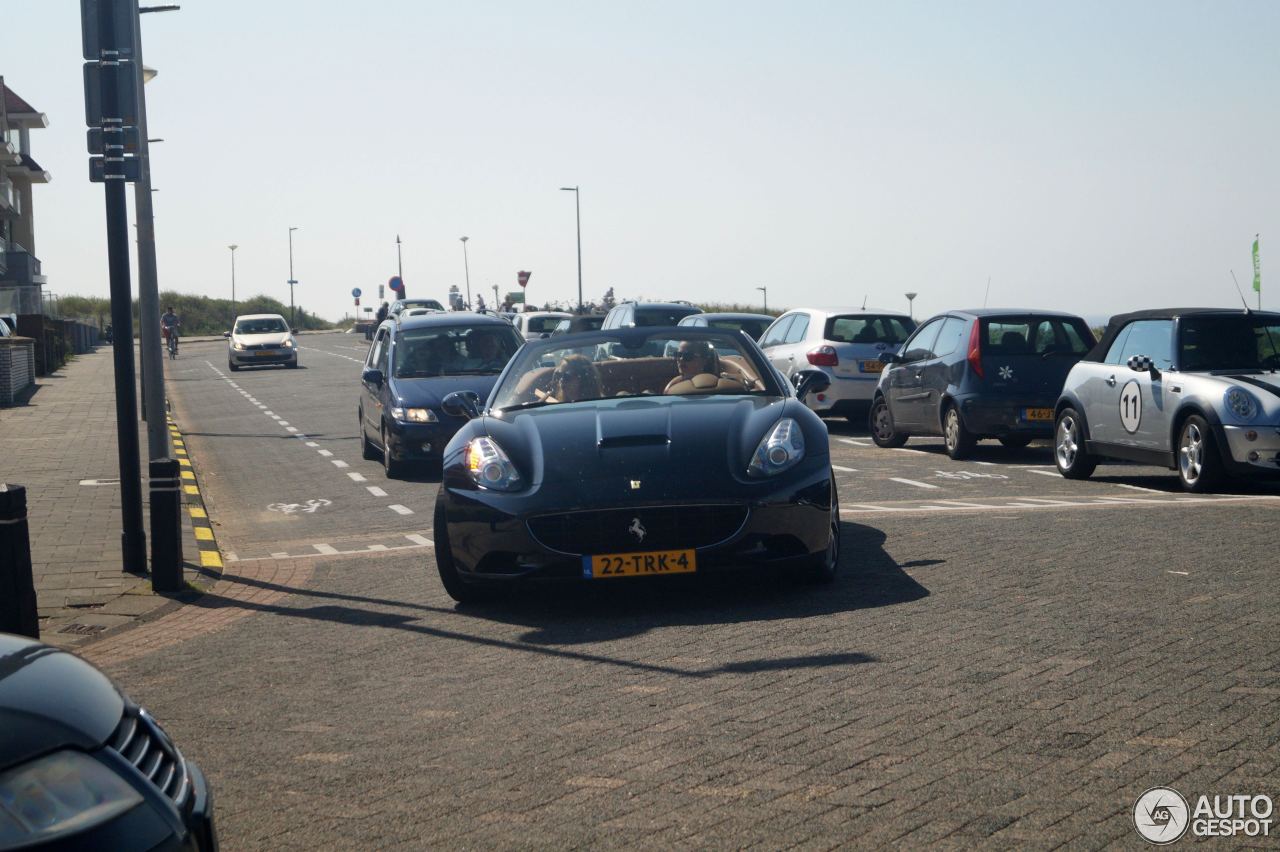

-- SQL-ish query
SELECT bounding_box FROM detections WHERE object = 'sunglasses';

[675,351,709,362]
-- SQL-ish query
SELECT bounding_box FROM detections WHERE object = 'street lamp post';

[905,291,918,320]
[560,186,582,311]
[460,236,471,310]
[757,286,768,312]
[395,234,404,298]
[287,227,298,328]
[228,244,238,306]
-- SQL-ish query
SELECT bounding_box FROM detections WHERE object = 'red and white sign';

[517,270,531,288]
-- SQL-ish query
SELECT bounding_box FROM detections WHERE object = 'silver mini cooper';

[1054,308,1280,492]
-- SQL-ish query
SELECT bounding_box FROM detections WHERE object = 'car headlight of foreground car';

[0,750,144,848]
[749,417,805,477]
[391,406,439,423]
[231,340,245,351]
[464,436,522,491]
[1225,387,1260,421]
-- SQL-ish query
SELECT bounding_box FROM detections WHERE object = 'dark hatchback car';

[677,312,775,341]
[549,314,606,336]
[358,314,523,477]
[0,633,217,850]
[870,309,1096,458]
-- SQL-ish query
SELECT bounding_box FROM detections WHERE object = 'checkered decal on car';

[1127,355,1154,372]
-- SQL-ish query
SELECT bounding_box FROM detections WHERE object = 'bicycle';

[163,326,179,359]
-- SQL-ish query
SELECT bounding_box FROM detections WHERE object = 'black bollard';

[0,484,39,638]
[149,459,184,592]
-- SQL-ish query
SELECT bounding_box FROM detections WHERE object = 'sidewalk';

[0,347,212,648]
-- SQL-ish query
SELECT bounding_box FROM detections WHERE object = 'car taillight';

[967,321,983,379]
[806,346,838,367]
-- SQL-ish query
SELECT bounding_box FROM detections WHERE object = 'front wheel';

[228,363,240,372]
[943,405,975,460]
[434,500,495,603]
[802,481,841,584]
[381,422,403,478]
[869,397,908,448]
[1177,415,1223,493]
[1054,408,1096,479]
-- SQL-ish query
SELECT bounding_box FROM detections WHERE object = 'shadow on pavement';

[182,522,924,678]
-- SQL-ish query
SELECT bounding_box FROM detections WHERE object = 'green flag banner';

[1253,236,1262,293]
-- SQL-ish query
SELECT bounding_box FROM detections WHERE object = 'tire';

[1177,414,1223,493]
[943,405,975,460]
[381,422,403,478]
[287,360,298,369]
[999,435,1034,449]
[803,481,841,583]
[868,396,908,448]
[434,500,495,603]
[1054,407,1096,479]
[228,363,240,372]
[359,410,379,460]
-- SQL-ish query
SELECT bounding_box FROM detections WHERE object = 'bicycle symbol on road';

[268,499,332,515]
[933,470,1009,480]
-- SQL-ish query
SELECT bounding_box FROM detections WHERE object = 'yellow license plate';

[859,360,885,373]
[584,549,696,579]
[253,350,278,357]
[1023,407,1054,421]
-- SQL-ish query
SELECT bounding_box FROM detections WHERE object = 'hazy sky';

[3,1,1278,323]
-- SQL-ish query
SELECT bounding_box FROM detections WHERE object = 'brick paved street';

[57,335,1280,848]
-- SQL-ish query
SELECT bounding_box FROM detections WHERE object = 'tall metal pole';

[131,0,168,461]
[560,187,582,311]
[460,236,471,310]
[228,244,237,305]
[96,0,147,574]
[395,234,404,298]
[288,226,297,327]
[757,286,767,312]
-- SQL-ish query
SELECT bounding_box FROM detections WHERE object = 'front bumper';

[440,466,833,584]
[1218,424,1280,478]
[958,394,1057,437]
[384,418,464,462]
[228,347,296,366]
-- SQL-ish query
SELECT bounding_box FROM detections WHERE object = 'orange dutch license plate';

[253,350,276,357]
[859,360,885,373]
[1023,407,1054,421]
[584,549,696,579]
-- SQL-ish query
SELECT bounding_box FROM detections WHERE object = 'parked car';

[224,313,297,371]
[550,314,607,336]
[510,311,573,340]
[358,313,523,477]
[601,301,702,330]
[1055,308,1280,492]
[389,298,446,317]
[870,309,1095,458]
[677,312,775,341]
[430,327,837,602]
[759,308,916,422]
[0,632,218,850]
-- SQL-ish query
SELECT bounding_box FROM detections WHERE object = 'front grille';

[243,343,281,351]
[109,708,191,810]
[528,504,749,555]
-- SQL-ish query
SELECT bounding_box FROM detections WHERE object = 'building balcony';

[0,247,40,285]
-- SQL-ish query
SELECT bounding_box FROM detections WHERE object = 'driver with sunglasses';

[665,339,749,394]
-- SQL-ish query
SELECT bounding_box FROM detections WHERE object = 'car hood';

[0,634,124,769]
[482,395,806,487]
[233,332,291,346]
[390,374,501,409]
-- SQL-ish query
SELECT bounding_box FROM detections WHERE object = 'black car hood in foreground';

[480,395,826,491]
[0,633,124,769]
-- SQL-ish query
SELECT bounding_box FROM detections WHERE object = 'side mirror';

[222,331,231,338]
[792,369,831,401]
[442,390,482,420]
[878,352,900,365]
[362,368,384,388]
[291,327,299,335]
[1127,354,1159,377]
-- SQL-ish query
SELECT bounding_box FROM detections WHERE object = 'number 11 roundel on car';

[430,326,841,602]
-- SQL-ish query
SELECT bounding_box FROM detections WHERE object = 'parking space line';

[318,449,333,457]
[832,465,858,473]
[347,472,367,482]
[313,543,339,555]
[405,534,433,546]
[389,504,413,515]
[936,500,988,508]
[367,486,387,497]
[1026,469,1059,477]
[331,460,350,469]
[889,477,940,490]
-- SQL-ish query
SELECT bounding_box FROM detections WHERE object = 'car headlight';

[1225,387,1260,421]
[282,339,295,349]
[463,436,522,491]
[231,340,245,351]
[748,417,805,477]
[0,750,144,847]
[390,407,439,423]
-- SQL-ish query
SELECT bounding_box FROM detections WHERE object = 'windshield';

[393,326,521,377]
[707,319,770,340]
[825,315,914,345]
[235,318,288,334]
[636,308,700,326]
[1180,315,1280,371]
[491,331,778,410]
[526,316,565,334]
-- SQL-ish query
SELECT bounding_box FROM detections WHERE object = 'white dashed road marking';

[406,534,433,546]
[889,477,940,490]
[313,543,340,555]
[1026,469,1060,477]
[832,465,858,473]
[389,504,413,515]
[347,472,367,482]
[366,486,387,497]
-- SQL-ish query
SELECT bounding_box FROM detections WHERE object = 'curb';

[166,414,223,575]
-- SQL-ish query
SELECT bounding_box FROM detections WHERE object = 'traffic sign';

[89,155,141,183]
[83,62,139,127]
[517,271,531,288]
[87,126,141,155]
[81,0,136,60]
[388,276,404,292]
[355,297,360,306]
[351,288,362,298]
[378,284,385,299]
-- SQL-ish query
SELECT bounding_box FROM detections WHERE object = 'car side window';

[901,318,944,362]
[1116,320,1174,370]
[1103,325,1132,365]
[930,317,968,359]
[783,313,810,344]
[759,315,794,348]
[367,330,387,368]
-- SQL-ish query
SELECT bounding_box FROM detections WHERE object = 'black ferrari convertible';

[432,327,839,602]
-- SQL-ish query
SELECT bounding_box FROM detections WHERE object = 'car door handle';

[913,370,924,378]
[1105,375,1116,387]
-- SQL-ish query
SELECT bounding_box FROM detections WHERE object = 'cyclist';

[160,306,181,357]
